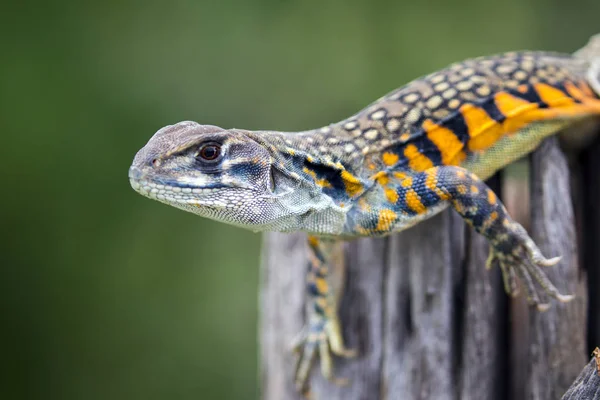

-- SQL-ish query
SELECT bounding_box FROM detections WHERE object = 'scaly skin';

[129,35,600,396]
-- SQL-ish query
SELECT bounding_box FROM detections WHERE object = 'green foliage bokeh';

[1,1,599,399]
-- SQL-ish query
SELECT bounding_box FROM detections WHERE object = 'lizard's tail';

[574,33,600,95]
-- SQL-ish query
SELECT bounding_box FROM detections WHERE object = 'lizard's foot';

[486,230,574,311]
[292,316,356,396]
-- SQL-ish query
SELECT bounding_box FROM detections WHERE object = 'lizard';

[129,34,600,396]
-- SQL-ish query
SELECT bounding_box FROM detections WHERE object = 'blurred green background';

[1,1,599,399]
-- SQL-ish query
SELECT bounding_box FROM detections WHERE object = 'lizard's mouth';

[129,177,220,203]
[128,166,224,206]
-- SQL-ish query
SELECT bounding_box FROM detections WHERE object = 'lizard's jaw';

[128,166,306,232]
[129,177,220,205]
[128,166,224,209]
[129,174,277,230]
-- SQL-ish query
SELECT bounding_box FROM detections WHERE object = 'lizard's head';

[129,121,287,230]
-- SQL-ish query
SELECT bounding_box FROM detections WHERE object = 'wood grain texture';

[382,212,456,400]
[526,137,587,400]
[260,137,593,400]
[260,232,307,400]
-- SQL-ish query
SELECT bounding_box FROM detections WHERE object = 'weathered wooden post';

[260,137,598,400]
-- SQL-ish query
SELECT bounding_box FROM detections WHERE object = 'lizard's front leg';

[292,235,356,396]
[352,165,574,310]
[432,166,575,309]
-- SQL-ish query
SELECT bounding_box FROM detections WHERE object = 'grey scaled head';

[128,121,281,229]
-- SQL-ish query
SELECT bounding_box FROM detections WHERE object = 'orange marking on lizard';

[400,132,411,141]
[382,152,399,166]
[481,210,499,230]
[424,167,438,188]
[527,102,600,120]
[494,92,539,134]
[404,144,434,171]
[461,103,504,151]
[376,209,397,232]
[314,277,328,294]
[564,81,587,101]
[488,189,497,205]
[579,81,596,97]
[385,188,399,203]
[534,83,575,107]
[372,171,389,185]
[341,170,364,197]
[423,119,466,165]
[493,88,600,137]
[303,167,332,188]
[401,176,413,188]
[406,189,426,214]
[494,92,536,117]
[424,167,450,200]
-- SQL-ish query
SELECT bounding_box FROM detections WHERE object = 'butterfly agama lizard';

[129,34,600,395]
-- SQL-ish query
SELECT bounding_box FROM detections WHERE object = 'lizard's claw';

[536,255,562,267]
[487,240,574,311]
[292,316,356,396]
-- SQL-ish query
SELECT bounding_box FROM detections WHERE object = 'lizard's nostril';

[151,158,161,167]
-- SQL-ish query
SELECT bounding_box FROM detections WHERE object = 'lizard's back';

[314,48,600,180]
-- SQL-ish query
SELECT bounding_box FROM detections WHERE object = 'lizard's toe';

[292,317,355,395]
[536,302,552,312]
[536,255,562,267]
[491,242,573,310]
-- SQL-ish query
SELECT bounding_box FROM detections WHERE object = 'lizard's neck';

[238,126,368,235]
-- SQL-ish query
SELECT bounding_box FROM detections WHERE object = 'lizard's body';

[129,35,600,395]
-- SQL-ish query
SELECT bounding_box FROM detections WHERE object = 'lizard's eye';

[196,143,222,162]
